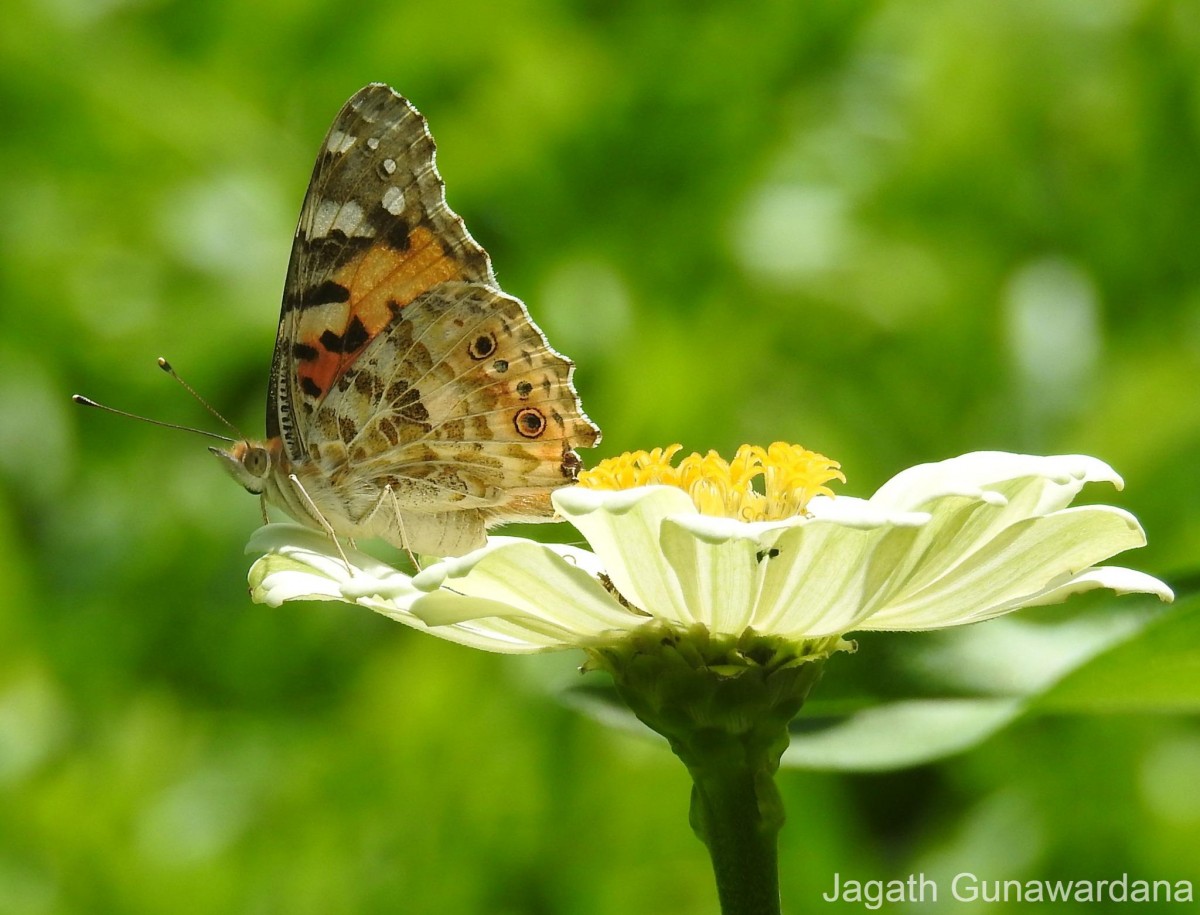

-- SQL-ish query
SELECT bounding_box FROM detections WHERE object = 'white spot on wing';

[311,199,374,238]
[366,137,380,150]
[326,130,356,155]
[382,186,406,216]
[333,200,371,236]
[381,158,397,175]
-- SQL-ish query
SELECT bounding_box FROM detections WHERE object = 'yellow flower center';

[579,442,844,521]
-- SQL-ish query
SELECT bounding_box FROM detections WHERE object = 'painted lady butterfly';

[211,83,600,556]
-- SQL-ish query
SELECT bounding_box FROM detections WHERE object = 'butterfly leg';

[388,486,422,572]
[287,472,354,575]
[355,483,422,572]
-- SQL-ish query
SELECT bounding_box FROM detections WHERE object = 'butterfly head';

[211,439,275,495]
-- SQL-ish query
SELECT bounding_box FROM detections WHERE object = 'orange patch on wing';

[295,227,468,399]
[339,226,466,321]
[297,344,350,399]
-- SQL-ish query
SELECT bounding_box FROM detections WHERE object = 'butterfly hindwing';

[305,282,599,513]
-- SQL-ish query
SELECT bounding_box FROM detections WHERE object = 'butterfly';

[211,83,600,557]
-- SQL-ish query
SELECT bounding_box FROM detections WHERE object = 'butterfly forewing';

[269,83,494,457]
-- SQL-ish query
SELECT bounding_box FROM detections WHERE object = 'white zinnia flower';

[248,445,1172,655]
[248,442,1173,915]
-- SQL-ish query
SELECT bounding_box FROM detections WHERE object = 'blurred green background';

[2,0,1199,912]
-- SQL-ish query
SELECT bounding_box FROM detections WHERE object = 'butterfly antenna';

[156,358,247,440]
[71,394,236,443]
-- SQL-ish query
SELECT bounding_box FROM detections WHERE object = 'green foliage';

[2,0,1198,911]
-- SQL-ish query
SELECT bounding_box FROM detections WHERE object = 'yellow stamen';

[580,442,845,521]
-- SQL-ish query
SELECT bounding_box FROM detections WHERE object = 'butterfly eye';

[244,447,270,477]
[467,332,497,360]
[514,407,547,439]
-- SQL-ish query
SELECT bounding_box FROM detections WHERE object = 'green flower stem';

[585,623,842,915]
[685,738,785,915]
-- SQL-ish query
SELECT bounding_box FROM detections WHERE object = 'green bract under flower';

[247,449,1173,654]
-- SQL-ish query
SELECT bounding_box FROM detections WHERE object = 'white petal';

[852,492,1021,610]
[412,535,552,589]
[246,523,399,580]
[412,592,546,626]
[806,495,931,529]
[1003,566,1174,610]
[752,519,927,637]
[247,528,594,653]
[860,505,1150,630]
[553,486,695,619]
[409,593,612,651]
[659,518,764,631]
[246,522,318,554]
[411,539,637,637]
[250,555,347,607]
[667,512,797,545]
[870,451,1122,516]
[340,571,421,604]
[246,526,422,614]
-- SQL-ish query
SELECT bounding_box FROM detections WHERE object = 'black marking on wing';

[318,316,369,354]
[296,279,351,311]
